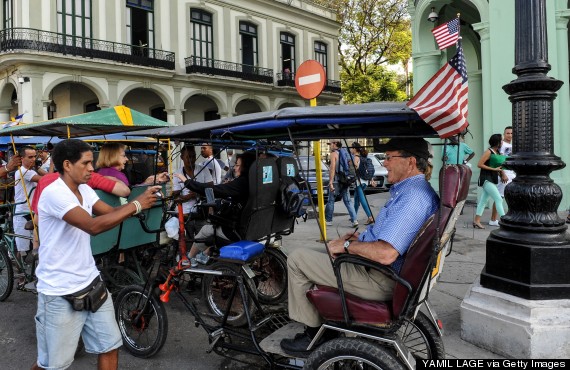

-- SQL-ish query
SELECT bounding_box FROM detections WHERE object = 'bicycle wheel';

[251,248,288,304]
[397,311,445,360]
[115,285,168,358]
[305,338,406,370]
[0,245,13,301]
[202,262,257,327]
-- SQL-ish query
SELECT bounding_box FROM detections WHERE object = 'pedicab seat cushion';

[219,240,265,262]
[306,285,392,325]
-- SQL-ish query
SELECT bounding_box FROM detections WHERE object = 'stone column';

[461,0,570,358]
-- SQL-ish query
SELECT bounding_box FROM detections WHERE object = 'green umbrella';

[0,106,173,138]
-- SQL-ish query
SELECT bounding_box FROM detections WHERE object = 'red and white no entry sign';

[295,60,326,100]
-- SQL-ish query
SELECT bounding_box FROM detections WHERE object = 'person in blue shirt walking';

[281,138,439,357]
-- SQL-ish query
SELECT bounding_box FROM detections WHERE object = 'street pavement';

[0,189,535,369]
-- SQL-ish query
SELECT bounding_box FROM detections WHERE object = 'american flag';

[407,42,468,138]
[432,18,459,50]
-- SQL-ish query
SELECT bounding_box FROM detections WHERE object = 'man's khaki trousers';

[287,248,396,327]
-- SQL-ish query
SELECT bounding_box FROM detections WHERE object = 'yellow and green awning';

[0,106,172,138]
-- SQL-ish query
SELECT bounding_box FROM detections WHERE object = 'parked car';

[349,153,391,193]
[297,156,331,202]
[368,153,391,191]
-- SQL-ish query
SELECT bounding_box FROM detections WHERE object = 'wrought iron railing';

[277,73,341,94]
[324,79,341,94]
[0,28,175,70]
[276,72,296,87]
[185,56,274,84]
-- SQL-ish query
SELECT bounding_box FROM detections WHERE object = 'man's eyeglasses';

[384,154,411,161]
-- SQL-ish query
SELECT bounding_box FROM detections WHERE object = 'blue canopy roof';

[131,102,438,141]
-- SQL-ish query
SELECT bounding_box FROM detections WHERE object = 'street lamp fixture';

[427,7,439,22]
[18,76,30,84]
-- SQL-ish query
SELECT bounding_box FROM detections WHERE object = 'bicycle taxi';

[0,106,173,300]
[112,101,471,369]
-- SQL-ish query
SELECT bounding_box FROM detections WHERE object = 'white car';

[367,153,390,191]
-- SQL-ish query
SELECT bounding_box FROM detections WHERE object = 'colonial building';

[0,0,341,127]
[409,0,570,206]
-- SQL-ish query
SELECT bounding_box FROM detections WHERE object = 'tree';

[341,64,407,104]
[313,0,412,102]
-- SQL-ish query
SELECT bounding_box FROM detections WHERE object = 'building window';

[3,0,13,29]
[314,41,328,78]
[280,32,295,74]
[191,9,213,66]
[240,21,258,67]
[57,0,92,46]
[126,0,154,55]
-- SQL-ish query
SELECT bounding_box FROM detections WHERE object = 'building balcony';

[277,73,342,94]
[0,28,175,70]
[185,56,274,84]
[324,79,341,94]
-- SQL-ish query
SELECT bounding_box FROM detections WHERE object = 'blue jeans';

[325,184,357,223]
[35,292,122,369]
[353,184,372,218]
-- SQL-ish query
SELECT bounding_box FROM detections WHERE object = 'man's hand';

[135,185,162,210]
[144,172,169,185]
[327,238,347,258]
[6,154,21,172]
[500,171,508,183]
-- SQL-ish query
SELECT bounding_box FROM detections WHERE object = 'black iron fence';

[185,56,274,84]
[0,28,175,70]
[277,72,341,94]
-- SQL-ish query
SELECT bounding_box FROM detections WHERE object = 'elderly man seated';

[280,138,440,357]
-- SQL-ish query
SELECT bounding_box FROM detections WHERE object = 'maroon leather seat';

[306,165,468,326]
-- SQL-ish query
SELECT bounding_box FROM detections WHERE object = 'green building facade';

[409,0,570,209]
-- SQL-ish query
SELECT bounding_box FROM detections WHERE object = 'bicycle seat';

[219,240,265,262]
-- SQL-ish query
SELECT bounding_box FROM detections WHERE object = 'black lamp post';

[480,0,570,299]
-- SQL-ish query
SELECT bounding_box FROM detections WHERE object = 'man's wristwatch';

[343,240,352,254]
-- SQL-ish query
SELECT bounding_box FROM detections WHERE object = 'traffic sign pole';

[310,98,327,241]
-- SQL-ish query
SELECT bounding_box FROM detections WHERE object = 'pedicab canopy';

[131,102,439,141]
[0,106,172,138]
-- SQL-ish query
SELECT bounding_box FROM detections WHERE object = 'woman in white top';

[350,142,374,225]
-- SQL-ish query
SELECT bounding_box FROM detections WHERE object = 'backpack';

[337,148,356,188]
[280,175,309,217]
[357,156,375,181]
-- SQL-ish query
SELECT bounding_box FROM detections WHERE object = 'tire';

[397,311,445,360]
[0,246,14,302]
[115,285,168,358]
[251,248,287,305]
[305,338,406,370]
[202,262,257,327]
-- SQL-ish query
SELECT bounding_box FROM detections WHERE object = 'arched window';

[57,0,92,47]
[191,9,214,66]
[280,32,296,73]
[314,41,328,78]
[240,21,258,67]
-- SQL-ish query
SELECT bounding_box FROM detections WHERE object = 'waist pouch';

[63,276,108,313]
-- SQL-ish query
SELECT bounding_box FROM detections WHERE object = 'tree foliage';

[313,0,411,102]
[341,64,408,104]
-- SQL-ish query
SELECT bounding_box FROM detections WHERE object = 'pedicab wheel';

[202,262,257,327]
[115,284,168,358]
[397,311,445,360]
[305,338,406,370]
[251,248,288,305]
[0,245,14,302]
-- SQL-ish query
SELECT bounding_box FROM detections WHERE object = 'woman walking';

[350,142,374,225]
[473,134,508,229]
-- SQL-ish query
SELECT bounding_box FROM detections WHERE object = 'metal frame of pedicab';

[128,101,455,368]
[0,106,175,293]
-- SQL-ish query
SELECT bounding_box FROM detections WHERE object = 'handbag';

[63,276,108,313]
[337,171,356,188]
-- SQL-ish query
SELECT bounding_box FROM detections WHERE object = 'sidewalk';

[286,191,505,359]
